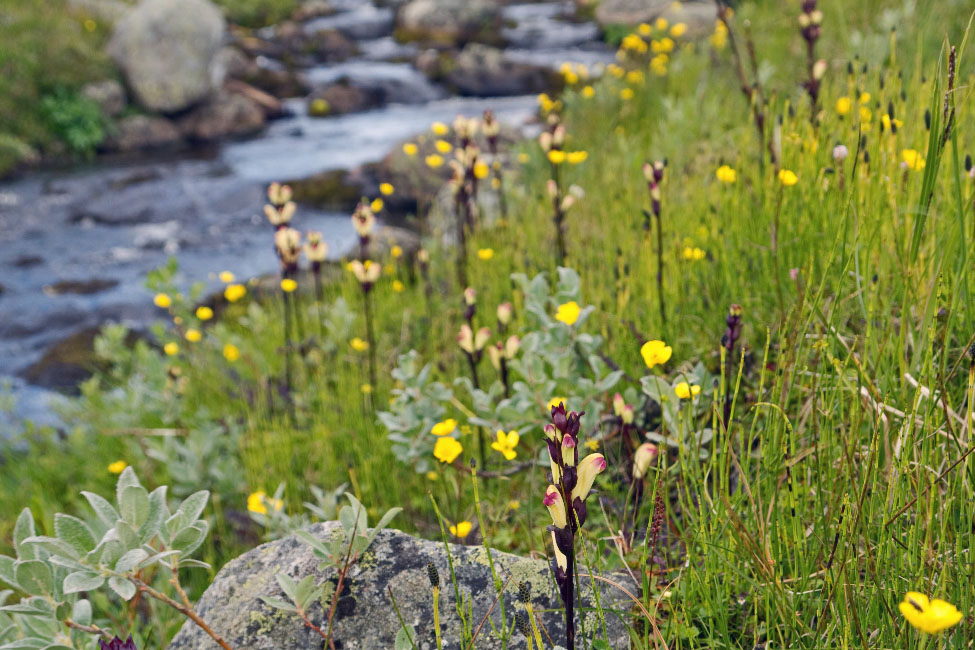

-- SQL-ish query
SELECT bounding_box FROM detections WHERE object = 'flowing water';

[0,0,611,429]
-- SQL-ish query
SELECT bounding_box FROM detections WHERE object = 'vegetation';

[4,0,975,648]
[210,0,300,28]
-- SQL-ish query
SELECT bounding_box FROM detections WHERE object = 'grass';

[4,0,975,647]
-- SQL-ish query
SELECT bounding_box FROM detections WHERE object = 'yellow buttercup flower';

[778,169,798,186]
[247,490,282,515]
[431,419,457,436]
[548,150,567,164]
[858,92,871,104]
[674,381,701,399]
[899,592,962,634]
[196,306,214,321]
[507,499,520,510]
[350,337,369,352]
[433,436,463,464]
[379,182,394,195]
[581,85,595,98]
[154,293,172,309]
[370,198,384,212]
[620,88,635,100]
[547,397,567,410]
[185,329,202,342]
[682,246,706,261]
[477,248,494,260]
[425,154,444,168]
[431,121,449,136]
[473,161,489,179]
[640,339,672,368]
[716,165,737,183]
[654,16,668,30]
[390,244,403,258]
[491,430,520,461]
[392,280,405,293]
[449,520,472,538]
[902,148,926,171]
[280,278,298,292]
[835,96,851,115]
[426,470,438,481]
[164,342,179,356]
[434,139,452,154]
[223,343,240,362]
[108,460,127,474]
[402,142,418,156]
[219,271,235,283]
[555,301,581,326]
[859,106,872,122]
[670,22,687,37]
[224,283,246,303]
[517,152,530,163]
[567,151,588,164]
[637,23,651,36]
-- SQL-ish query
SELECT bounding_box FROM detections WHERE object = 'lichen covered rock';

[168,523,636,649]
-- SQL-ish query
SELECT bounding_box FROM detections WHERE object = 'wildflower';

[108,460,127,474]
[682,246,706,261]
[434,436,463,464]
[247,490,282,515]
[640,339,672,368]
[497,302,513,326]
[267,182,293,206]
[164,342,179,356]
[491,430,520,460]
[582,85,595,98]
[449,520,472,538]
[304,231,328,264]
[390,244,403,259]
[517,152,530,163]
[473,161,489,179]
[426,470,438,481]
[548,150,567,164]
[613,392,625,416]
[352,202,376,239]
[633,442,658,478]
[350,337,370,352]
[379,182,394,195]
[219,271,235,283]
[651,37,674,53]
[477,248,495,260]
[223,344,240,362]
[835,96,851,115]
[431,121,449,136]
[716,165,737,183]
[778,169,799,186]
[571,453,607,502]
[224,283,246,303]
[620,88,635,100]
[833,144,849,162]
[457,324,490,355]
[393,280,405,293]
[670,22,687,37]
[154,293,172,309]
[264,201,296,227]
[859,106,872,122]
[584,440,599,451]
[898,592,962,634]
[185,329,202,342]
[280,278,298,292]
[675,381,701,399]
[881,113,903,132]
[195,306,213,321]
[567,151,588,164]
[626,69,645,85]
[508,500,520,510]
[622,404,634,424]
[431,419,457,436]
[654,16,668,30]
[650,55,668,76]
[547,396,568,410]
[434,139,452,154]
[621,33,647,53]
[403,142,418,156]
[709,20,728,49]
[543,485,568,528]
[902,149,926,171]
[349,260,382,291]
[637,23,651,36]
[361,383,372,394]
[370,198,384,212]
[555,301,581,325]
[425,154,444,168]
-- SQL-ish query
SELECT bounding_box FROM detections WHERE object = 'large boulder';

[395,0,502,46]
[107,0,226,113]
[595,0,715,35]
[103,115,184,153]
[178,91,268,142]
[446,44,561,97]
[167,523,636,650]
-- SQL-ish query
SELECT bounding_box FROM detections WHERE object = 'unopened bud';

[622,404,634,425]
[539,132,552,152]
[463,287,476,306]
[552,125,565,147]
[504,335,520,359]
[612,392,625,417]
[497,302,513,325]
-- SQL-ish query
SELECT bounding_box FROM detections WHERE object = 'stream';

[0,0,612,430]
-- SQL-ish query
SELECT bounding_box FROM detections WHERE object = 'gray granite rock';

[168,522,636,649]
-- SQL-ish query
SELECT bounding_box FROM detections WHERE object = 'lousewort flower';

[633,442,658,479]
[349,260,382,292]
[898,592,962,634]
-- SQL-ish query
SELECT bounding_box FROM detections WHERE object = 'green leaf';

[13,510,37,561]
[365,507,402,548]
[294,575,321,611]
[21,537,79,562]
[175,559,210,570]
[139,487,168,544]
[115,467,142,511]
[394,625,415,650]
[71,599,92,627]
[174,491,209,530]
[119,486,150,529]
[81,492,119,528]
[107,576,136,601]
[0,637,47,650]
[54,515,96,556]
[259,597,297,613]
[274,573,297,601]
[114,521,140,551]
[0,557,19,590]
[114,549,148,574]
[171,522,207,557]
[62,572,105,594]
[13,562,52,597]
